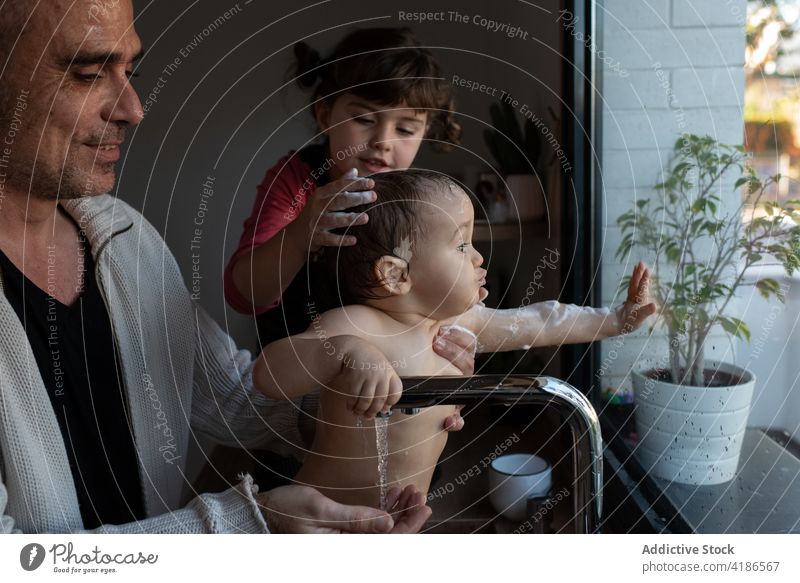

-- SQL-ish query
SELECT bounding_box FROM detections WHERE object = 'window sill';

[602,411,800,533]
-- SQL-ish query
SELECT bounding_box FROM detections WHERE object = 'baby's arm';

[254,307,400,417]
[448,262,656,352]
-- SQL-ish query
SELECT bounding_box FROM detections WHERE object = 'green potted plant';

[616,133,800,485]
[483,102,551,221]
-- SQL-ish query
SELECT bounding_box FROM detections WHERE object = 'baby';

[254,170,655,508]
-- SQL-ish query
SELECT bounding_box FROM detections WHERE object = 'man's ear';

[314,100,332,133]
[374,255,411,295]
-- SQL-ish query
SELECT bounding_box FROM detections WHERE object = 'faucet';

[393,374,603,534]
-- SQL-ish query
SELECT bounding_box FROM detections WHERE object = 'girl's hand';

[329,337,402,418]
[296,168,376,252]
[616,261,658,334]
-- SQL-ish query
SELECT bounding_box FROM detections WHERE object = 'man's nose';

[102,76,144,126]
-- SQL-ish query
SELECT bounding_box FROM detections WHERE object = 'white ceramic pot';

[631,361,755,486]
[505,174,545,221]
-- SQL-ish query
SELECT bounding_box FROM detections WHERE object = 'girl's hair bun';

[293,41,322,88]
[290,28,462,152]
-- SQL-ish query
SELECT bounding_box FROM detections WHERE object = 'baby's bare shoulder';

[308,304,392,338]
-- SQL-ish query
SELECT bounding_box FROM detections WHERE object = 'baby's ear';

[374,256,411,295]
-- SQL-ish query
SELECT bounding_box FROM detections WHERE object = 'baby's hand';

[329,338,402,418]
[615,261,657,334]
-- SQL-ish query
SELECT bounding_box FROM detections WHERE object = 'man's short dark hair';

[0,1,33,111]
[315,169,458,309]
[0,2,32,66]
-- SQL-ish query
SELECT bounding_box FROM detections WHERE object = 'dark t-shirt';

[256,144,333,347]
[0,242,145,529]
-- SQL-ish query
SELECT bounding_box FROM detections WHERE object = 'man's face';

[2,0,143,199]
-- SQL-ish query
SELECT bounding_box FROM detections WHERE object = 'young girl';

[224,27,464,348]
[254,170,656,508]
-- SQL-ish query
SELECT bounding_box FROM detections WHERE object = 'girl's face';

[316,94,428,179]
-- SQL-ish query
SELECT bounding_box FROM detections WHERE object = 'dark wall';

[123,0,563,347]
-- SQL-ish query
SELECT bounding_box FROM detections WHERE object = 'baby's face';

[409,183,486,319]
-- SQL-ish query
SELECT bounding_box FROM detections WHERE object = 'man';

[0,0,473,533]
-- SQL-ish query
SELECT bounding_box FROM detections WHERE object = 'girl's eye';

[353,115,374,125]
[397,127,415,136]
[457,242,471,253]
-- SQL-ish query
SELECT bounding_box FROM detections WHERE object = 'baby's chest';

[372,339,463,377]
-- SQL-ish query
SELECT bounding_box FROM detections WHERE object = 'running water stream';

[374,415,390,511]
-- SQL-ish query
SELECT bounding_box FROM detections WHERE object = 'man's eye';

[75,73,102,81]
[126,71,140,79]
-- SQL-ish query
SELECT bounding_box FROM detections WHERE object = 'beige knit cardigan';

[0,195,302,533]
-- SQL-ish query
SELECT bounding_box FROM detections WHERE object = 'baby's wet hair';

[315,169,459,309]
[292,28,461,152]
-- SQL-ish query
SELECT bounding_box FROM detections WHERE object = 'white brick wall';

[603,106,744,150]
[599,0,747,393]
[672,0,746,28]
[602,0,672,30]
[604,27,745,69]
[599,70,672,109]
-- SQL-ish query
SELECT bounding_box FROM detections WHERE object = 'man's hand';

[432,325,477,433]
[616,261,657,334]
[259,484,431,534]
[442,406,465,432]
[433,325,477,376]
[383,484,433,534]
